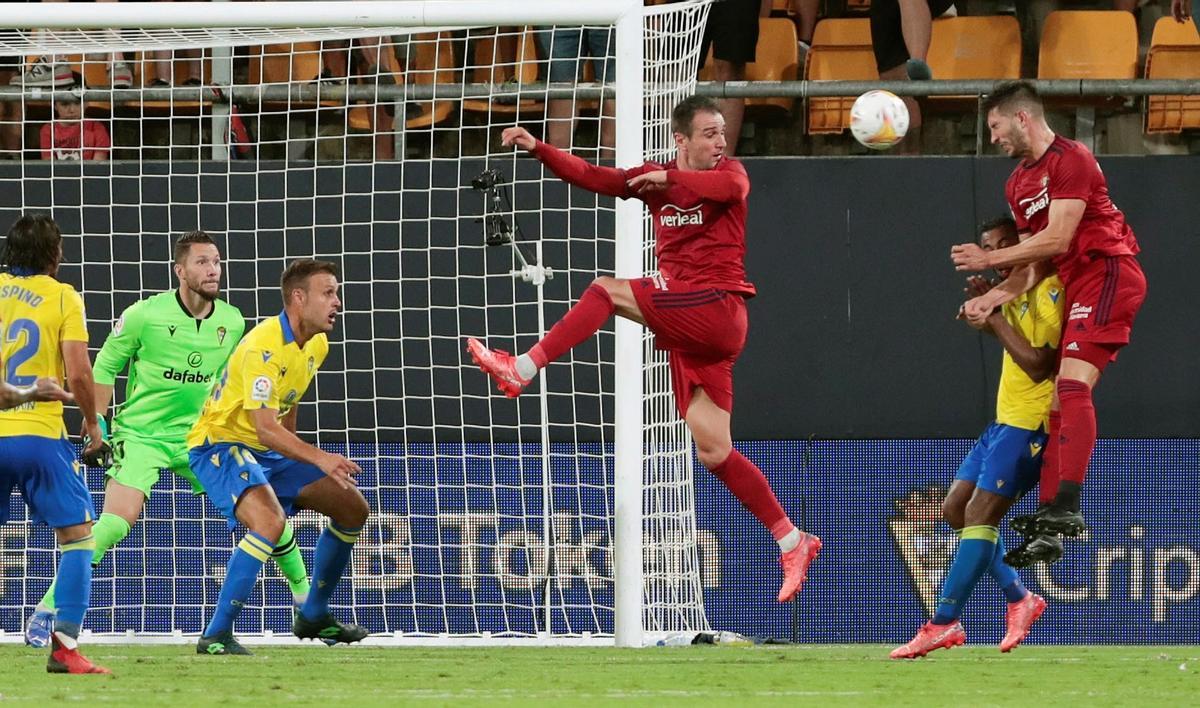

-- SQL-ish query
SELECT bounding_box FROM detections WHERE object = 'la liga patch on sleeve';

[251,375,272,402]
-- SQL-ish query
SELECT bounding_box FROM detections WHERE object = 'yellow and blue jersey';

[995,274,1064,431]
[187,311,328,451]
[0,273,88,438]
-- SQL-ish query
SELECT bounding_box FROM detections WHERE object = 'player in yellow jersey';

[0,214,109,674]
[892,217,1063,660]
[187,259,368,655]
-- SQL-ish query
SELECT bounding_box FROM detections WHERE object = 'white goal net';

[0,0,712,644]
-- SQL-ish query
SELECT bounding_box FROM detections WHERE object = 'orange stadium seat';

[246,42,338,111]
[1038,11,1138,80]
[745,18,800,117]
[462,27,544,120]
[698,18,799,118]
[1145,16,1200,133]
[129,51,213,113]
[927,16,1021,109]
[349,34,451,134]
[804,18,876,134]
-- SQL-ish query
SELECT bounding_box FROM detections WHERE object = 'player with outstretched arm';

[467,96,821,603]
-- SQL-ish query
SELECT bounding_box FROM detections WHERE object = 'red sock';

[528,284,614,369]
[1057,379,1096,486]
[1038,409,1062,505]
[710,450,794,540]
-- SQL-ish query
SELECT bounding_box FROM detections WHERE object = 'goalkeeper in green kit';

[25,232,313,647]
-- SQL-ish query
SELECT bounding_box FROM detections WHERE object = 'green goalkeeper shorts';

[108,436,204,498]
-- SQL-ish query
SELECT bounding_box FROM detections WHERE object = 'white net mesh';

[0,2,713,642]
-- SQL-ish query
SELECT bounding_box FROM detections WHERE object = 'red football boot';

[467,338,531,398]
[777,532,822,602]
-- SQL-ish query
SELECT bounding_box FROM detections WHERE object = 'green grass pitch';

[0,645,1196,706]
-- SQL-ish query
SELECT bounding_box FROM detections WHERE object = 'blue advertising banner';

[1,439,1196,643]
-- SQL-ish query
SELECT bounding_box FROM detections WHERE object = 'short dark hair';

[2,214,62,274]
[280,258,340,305]
[979,215,1018,239]
[671,95,722,136]
[981,80,1043,117]
[174,231,218,263]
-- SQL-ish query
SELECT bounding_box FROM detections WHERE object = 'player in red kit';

[467,96,821,602]
[951,81,1146,544]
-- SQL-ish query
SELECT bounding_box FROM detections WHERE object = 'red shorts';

[631,276,748,416]
[1061,255,1146,370]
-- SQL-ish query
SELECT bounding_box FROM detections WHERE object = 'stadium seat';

[701,18,799,118]
[1038,11,1138,81]
[462,27,544,119]
[246,42,336,111]
[1145,16,1200,133]
[926,16,1020,109]
[129,51,214,113]
[348,33,457,133]
[746,18,800,117]
[804,18,875,134]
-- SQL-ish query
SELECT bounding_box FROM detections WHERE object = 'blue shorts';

[955,422,1046,499]
[0,436,94,528]
[189,443,325,524]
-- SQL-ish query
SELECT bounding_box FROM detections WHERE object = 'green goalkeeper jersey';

[95,290,245,442]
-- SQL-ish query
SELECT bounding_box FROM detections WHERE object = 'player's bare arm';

[961,260,1054,324]
[962,284,1058,381]
[952,200,1085,272]
[61,339,103,456]
[0,377,73,409]
[250,407,360,490]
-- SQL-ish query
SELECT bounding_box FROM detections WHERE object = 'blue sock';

[53,535,95,637]
[204,530,274,638]
[300,522,361,622]
[989,535,1029,603]
[932,526,999,625]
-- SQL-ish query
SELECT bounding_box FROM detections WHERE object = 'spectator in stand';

[790,0,819,60]
[870,0,958,151]
[1170,0,1197,31]
[538,26,616,158]
[692,0,764,157]
[40,90,110,161]
[0,57,22,158]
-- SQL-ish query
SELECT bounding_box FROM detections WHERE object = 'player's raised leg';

[685,388,820,602]
[468,276,641,397]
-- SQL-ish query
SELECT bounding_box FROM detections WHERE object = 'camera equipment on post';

[470,166,553,286]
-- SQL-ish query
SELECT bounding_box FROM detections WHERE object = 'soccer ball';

[850,90,909,150]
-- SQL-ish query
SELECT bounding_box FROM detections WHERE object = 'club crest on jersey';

[1040,174,1049,188]
[217,326,227,345]
[659,204,704,228]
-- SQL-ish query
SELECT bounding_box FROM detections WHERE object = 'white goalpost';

[0,1,712,646]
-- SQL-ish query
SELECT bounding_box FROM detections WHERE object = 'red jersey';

[40,120,110,161]
[530,141,756,296]
[1005,135,1139,285]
